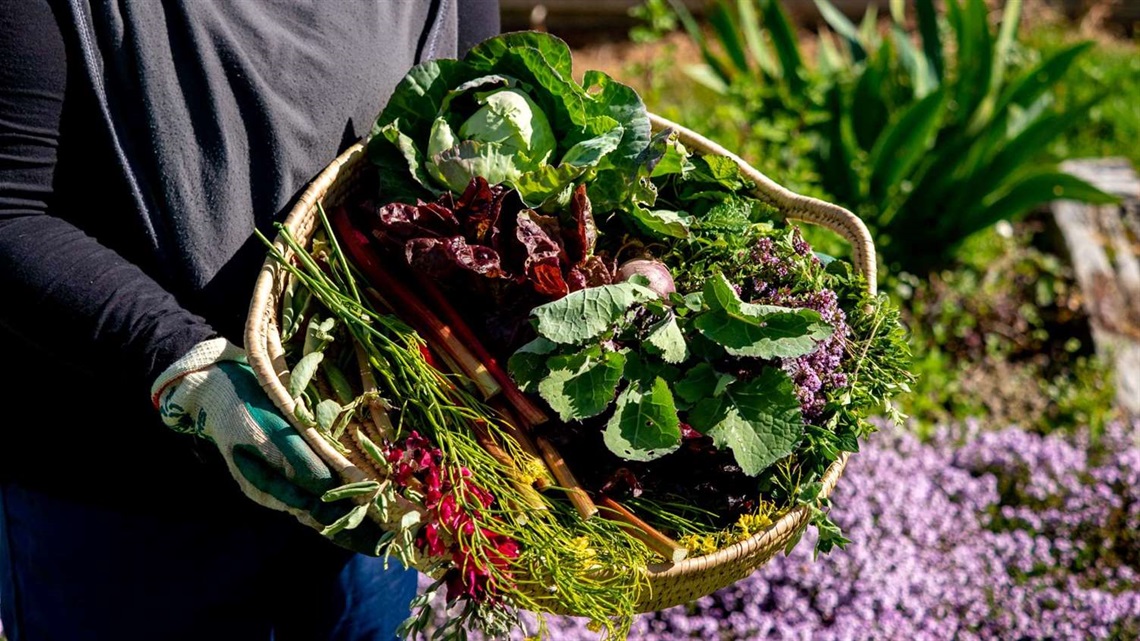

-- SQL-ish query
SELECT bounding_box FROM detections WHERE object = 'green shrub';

[628,0,680,43]
[671,0,1118,275]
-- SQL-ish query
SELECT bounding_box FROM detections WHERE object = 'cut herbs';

[259,31,911,641]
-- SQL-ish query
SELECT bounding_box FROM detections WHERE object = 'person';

[0,1,500,639]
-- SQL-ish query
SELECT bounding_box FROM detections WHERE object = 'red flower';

[423,466,443,506]
[417,521,448,558]
[438,494,460,529]
[379,431,521,604]
[464,479,495,509]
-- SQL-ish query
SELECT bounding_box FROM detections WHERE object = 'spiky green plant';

[670,0,1118,274]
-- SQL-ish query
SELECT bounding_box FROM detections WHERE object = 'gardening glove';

[150,337,380,553]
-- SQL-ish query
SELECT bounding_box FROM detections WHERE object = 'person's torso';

[1,0,460,512]
[84,0,455,335]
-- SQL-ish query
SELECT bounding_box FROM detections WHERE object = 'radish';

[617,258,676,297]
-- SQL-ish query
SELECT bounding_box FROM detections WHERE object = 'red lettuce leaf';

[563,184,597,265]
[405,236,505,279]
[353,177,616,353]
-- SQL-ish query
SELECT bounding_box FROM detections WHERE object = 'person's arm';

[0,0,215,388]
[0,1,378,551]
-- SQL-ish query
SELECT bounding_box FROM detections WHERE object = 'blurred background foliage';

[670,0,1118,274]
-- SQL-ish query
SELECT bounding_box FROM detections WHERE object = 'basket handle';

[648,113,878,295]
[245,225,372,484]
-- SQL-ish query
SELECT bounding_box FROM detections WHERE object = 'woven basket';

[245,113,877,613]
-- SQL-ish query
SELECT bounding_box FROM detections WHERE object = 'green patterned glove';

[151,338,378,552]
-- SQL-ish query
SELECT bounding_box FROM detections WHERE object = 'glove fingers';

[233,444,326,513]
[219,360,286,417]
[218,361,333,494]
[233,447,380,554]
[244,406,333,493]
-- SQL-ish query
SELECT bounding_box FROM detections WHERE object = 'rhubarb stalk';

[597,495,688,564]
[415,274,549,426]
[536,436,598,520]
[330,206,501,399]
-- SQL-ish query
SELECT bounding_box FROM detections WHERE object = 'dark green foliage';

[1023,24,1140,169]
[894,223,1119,437]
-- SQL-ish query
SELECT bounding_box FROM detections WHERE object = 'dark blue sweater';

[0,0,499,515]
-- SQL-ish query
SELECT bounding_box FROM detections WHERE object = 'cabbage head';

[369,32,650,207]
[425,78,558,194]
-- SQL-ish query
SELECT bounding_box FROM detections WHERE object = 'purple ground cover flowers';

[424,419,1140,640]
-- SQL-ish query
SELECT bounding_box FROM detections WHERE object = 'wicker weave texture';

[244,117,872,613]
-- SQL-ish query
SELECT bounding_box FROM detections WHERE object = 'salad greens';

[508,270,834,475]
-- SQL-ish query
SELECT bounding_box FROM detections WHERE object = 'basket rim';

[244,112,868,589]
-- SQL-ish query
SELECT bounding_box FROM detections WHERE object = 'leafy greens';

[508,272,833,475]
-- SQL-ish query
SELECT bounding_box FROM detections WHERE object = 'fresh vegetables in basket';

[253,32,911,640]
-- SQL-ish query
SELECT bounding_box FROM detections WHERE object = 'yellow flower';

[568,536,597,561]
[519,456,551,485]
[734,508,775,540]
[680,534,719,556]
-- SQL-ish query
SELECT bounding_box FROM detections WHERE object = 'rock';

[1052,158,1140,418]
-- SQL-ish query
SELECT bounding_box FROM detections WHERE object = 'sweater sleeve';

[0,0,216,386]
